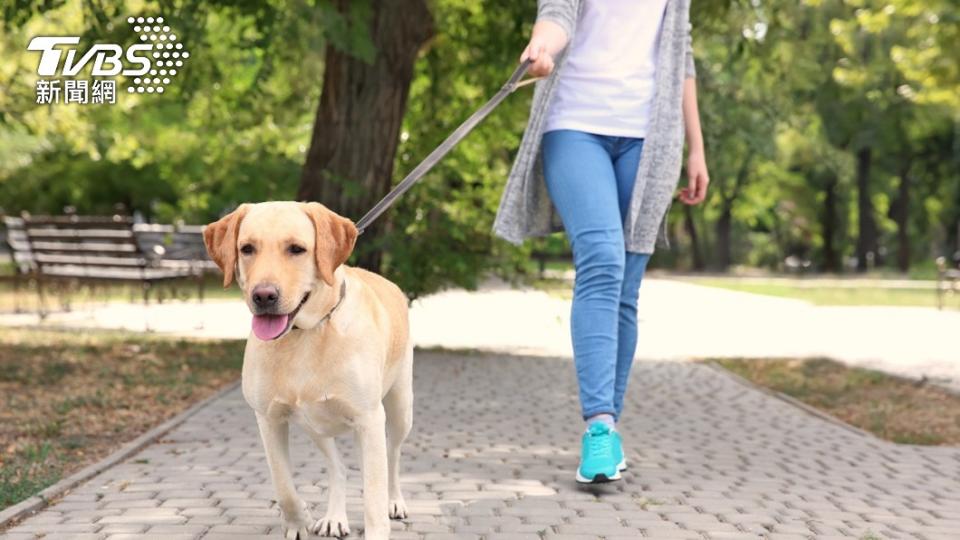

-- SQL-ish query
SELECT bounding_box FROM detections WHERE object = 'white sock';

[586,413,615,430]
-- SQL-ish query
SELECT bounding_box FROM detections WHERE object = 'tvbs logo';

[28,37,153,76]
[29,16,189,104]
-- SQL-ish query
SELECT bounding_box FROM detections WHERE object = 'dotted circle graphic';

[125,15,189,95]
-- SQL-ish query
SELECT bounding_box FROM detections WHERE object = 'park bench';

[133,223,216,300]
[2,213,208,314]
[2,216,33,276]
[935,255,960,310]
[0,216,34,312]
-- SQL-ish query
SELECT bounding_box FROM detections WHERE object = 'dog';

[203,201,413,540]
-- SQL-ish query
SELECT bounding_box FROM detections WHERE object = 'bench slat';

[38,265,190,281]
[29,241,137,253]
[27,229,134,240]
[35,254,148,267]
[24,215,131,227]
[157,259,218,271]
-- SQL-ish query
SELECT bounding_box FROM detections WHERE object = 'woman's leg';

[610,138,651,419]
[614,252,650,417]
[542,130,624,421]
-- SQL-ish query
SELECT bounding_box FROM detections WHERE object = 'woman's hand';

[521,20,569,77]
[678,150,709,205]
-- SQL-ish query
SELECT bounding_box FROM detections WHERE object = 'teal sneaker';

[576,422,622,483]
[611,430,627,472]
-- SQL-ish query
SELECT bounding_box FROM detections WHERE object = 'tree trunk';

[715,203,733,271]
[298,0,434,272]
[712,153,752,272]
[683,204,705,271]
[893,165,911,272]
[855,147,877,272]
[821,174,839,273]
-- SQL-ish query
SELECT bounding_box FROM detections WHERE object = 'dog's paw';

[313,514,350,537]
[281,503,314,540]
[282,520,311,540]
[388,497,408,520]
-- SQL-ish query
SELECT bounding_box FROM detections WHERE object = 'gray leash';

[355,60,537,235]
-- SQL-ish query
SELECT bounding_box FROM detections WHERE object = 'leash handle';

[505,58,535,89]
[355,60,535,235]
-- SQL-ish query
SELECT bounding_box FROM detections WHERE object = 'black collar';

[293,279,346,331]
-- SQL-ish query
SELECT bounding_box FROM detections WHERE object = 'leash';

[355,60,539,235]
[306,61,537,327]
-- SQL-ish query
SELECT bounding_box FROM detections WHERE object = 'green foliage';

[379,0,535,297]
[0,0,376,221]
[0,443,60,509]
[671,0,960,272]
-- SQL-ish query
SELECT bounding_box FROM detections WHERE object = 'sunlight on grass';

[531,277,573,300]
[712,358,960,445]
[688,278,946,308]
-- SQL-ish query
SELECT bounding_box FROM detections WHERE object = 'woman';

[493,0,709,484]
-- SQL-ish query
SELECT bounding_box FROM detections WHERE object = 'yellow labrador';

[203,201,413,540]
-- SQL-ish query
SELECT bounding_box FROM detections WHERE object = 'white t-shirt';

[543,0,669,138]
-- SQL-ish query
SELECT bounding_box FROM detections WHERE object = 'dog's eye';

[240,244,255,255]
[288,245,306,255]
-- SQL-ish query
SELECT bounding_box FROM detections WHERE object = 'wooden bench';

[936,255,960,310]
[133,223,216,301]
[4,213,201,314]
[0,216,35,312]
[2,216,33,276]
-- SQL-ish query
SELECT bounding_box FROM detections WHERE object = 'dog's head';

[203,201,357,341]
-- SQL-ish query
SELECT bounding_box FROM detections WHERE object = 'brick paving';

[4,352,960,539]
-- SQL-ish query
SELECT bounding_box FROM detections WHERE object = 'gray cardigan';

[493,0,695,254]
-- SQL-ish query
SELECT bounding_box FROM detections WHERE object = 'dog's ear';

[302,202,358,286]
[203,204,249,288]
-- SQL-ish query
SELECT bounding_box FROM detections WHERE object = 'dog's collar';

[293,279,346,330]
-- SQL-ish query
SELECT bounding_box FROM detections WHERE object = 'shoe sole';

[618,459,627,472]
[575,468,622,484]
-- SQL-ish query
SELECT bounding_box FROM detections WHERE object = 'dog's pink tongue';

[252,314,289,341]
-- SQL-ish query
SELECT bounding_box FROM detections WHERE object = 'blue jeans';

[542,129,651,421]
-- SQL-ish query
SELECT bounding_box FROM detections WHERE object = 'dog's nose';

[251,285,279,310]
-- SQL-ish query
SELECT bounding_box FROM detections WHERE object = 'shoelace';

[587,428,613,458]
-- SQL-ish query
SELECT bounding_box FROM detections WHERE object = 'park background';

[2,1,960,537]
[1,0,958,298]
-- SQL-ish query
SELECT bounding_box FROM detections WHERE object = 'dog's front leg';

[355,404,390,539]
[255,413,313,540]
[306,433,349,537]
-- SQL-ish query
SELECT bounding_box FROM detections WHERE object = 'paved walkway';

[5,352,960,539]
[2,279,959,391]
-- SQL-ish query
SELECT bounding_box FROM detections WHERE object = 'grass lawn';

[0,328,244,511]
[712,358,960,445]
[687,278,946,308]
[532,275,953,309]
[532,278,574,300]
